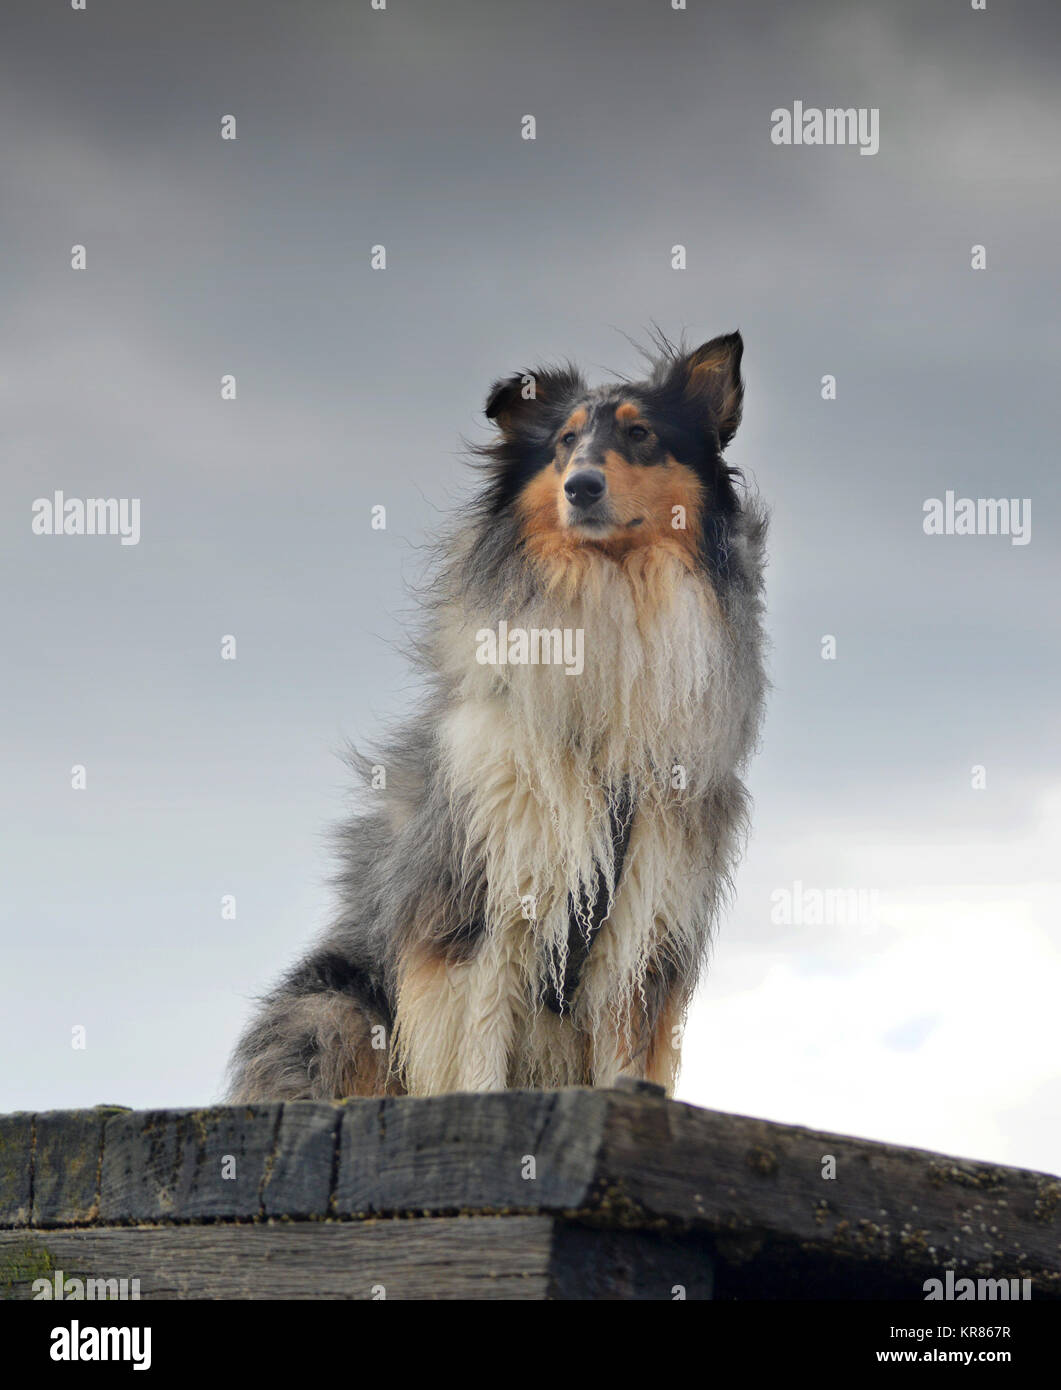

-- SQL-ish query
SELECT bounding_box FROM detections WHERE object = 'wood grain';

[0,1091,1056,1300]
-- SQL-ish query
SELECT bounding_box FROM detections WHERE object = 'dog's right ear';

[484,366,586,435]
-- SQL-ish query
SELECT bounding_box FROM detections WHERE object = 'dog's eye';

[628,425,649,441]
[561,432,577,446]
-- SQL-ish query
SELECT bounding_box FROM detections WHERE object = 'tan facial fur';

[517,402,706,597]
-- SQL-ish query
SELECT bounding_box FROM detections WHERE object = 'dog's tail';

[225,948,401,1101]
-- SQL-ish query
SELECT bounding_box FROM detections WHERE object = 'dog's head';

[479,333,744,575]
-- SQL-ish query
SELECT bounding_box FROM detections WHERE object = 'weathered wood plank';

[0,1220,553,1300]
[0,1114,33,1228]
[0,1219,713,1300]
[1,1092,1057,1297]
[32,1108,128,1228]
[335,1089,611,1216]
[99,1105,283,1223]
[261,1102,344,1219]
[547,1223,714,1300]
[596,1095,1061,1294]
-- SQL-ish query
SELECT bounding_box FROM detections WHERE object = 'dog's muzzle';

[564,468,607,509]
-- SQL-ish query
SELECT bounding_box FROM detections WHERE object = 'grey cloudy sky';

[2,0,1058,1172]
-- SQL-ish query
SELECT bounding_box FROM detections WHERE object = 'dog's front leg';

[393,934,517,1095]
[454,933,521,1091]
[590,985,684,1095]
[590,1015,647,1089]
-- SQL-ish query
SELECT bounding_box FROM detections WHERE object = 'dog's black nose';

[564,469,607,508]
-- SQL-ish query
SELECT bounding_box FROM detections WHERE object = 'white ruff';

[425,549,748,1084]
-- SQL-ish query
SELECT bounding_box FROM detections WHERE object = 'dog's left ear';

[666,332,744,449]
[484,366,586,436]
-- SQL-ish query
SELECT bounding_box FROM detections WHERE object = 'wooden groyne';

[1,1083,1058,1299]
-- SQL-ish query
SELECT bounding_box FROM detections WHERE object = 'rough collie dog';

[227,330,767,1101]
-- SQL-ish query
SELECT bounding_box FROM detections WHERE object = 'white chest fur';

[437,554,741,1007]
